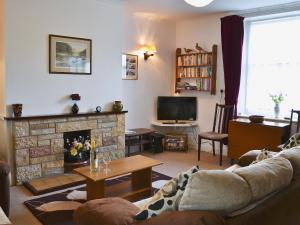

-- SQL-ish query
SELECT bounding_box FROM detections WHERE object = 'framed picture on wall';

[49,34,92,75]
[122,54,138,80]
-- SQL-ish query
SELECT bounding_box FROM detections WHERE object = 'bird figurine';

[184,48,194,54]
[195,43,207,53]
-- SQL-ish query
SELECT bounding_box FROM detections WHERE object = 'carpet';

[24,171,171,225]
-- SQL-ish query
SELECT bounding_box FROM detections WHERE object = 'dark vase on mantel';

[72,103,79,114]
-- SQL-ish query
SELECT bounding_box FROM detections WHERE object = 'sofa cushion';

[178,170,252,214]
[276,147,300,178]
[73,197,139,225]
[281,132,300,150]
[135,166,199,220]
[225,164,241,172]
[237,150,277,167]
[234,157,293,202]
[250,148,274,165]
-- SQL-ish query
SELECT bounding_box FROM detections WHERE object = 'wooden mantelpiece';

[5,111,128,121]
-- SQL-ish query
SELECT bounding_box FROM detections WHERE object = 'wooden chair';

[198,103,234,166]
[289,109,300,135]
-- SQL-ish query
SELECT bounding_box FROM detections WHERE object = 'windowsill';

[237,115,290,124]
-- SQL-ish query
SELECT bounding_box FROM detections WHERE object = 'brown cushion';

[134,211,225,225]
[73,197,140,225]
[237,150,277,167]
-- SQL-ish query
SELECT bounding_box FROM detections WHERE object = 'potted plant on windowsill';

[269,93,284,118]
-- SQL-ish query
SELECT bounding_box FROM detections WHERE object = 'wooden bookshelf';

[175,44,217,95]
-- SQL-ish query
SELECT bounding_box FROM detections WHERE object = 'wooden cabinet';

[175,44,217,95]
[228,118,290,160]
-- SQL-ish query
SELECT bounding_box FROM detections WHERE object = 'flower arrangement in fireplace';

[64,136,92,163]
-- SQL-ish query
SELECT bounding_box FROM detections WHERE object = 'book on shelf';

[178,53,212,66]
[175,44,217,94]
[196,78,211,91]
[178,67,213,78]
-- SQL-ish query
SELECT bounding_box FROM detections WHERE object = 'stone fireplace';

[7,112,126,185]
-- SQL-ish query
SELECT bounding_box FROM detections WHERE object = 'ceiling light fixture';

[184,0,214,7]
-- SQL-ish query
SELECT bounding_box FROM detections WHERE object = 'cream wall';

[2,0,176,161]
[122,12,175,129]
[0,0,4,116]
[5,0,123,116]
[176,13,227,153]
[0,0,7,161]
[3,0,227,160]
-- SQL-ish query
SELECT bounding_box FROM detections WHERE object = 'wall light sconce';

[139,44,157,60]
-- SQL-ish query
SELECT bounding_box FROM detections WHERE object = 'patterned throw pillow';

[250,148,273,165]
[282,133,300,150]
[135,166,199,221]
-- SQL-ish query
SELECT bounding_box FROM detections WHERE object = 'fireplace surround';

[6,111,127,185]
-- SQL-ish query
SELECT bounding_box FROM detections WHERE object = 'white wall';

[4,0,228,158]
[122,12,175,129]
[176,13,227,152]
[0,0,7,160]
[3,0,176,161]
[5,0,123,116]
[176,13,226,132]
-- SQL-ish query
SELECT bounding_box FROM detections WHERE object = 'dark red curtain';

[221,15,244,118]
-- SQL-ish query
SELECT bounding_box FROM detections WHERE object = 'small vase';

[112,101,123,113]
[12,104,23,117]
[72,103,79,114]
[274,103,280,118]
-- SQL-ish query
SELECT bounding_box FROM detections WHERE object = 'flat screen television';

[157,96,197,121]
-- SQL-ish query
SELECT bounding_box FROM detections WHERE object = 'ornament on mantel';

[70,94,81,114]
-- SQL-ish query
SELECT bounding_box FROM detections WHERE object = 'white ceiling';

[120,0,300,20]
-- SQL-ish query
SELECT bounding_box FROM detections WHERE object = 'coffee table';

[74,155,162,201]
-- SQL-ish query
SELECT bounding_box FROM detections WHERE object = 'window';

[238,15,300,119]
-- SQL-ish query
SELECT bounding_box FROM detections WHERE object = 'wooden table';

[228,118,290,160]
[125,128,155,156]
[74,155,162,201]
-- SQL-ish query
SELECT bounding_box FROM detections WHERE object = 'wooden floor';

[9,150,230,225]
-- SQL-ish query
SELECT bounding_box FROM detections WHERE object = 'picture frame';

[49,34,92,75]
[122,54,138,80]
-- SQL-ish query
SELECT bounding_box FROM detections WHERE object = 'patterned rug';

[24,171,171,225]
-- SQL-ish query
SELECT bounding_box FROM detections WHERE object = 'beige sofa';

[74,148,300,225]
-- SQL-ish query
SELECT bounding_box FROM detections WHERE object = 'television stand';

[151,121,199,151]
[162,121,189,125]
[152,121,198,127]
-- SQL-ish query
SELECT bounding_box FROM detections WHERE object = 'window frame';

[238,12,300,118]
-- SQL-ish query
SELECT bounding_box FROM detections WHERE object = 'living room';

[1,0,300,225]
